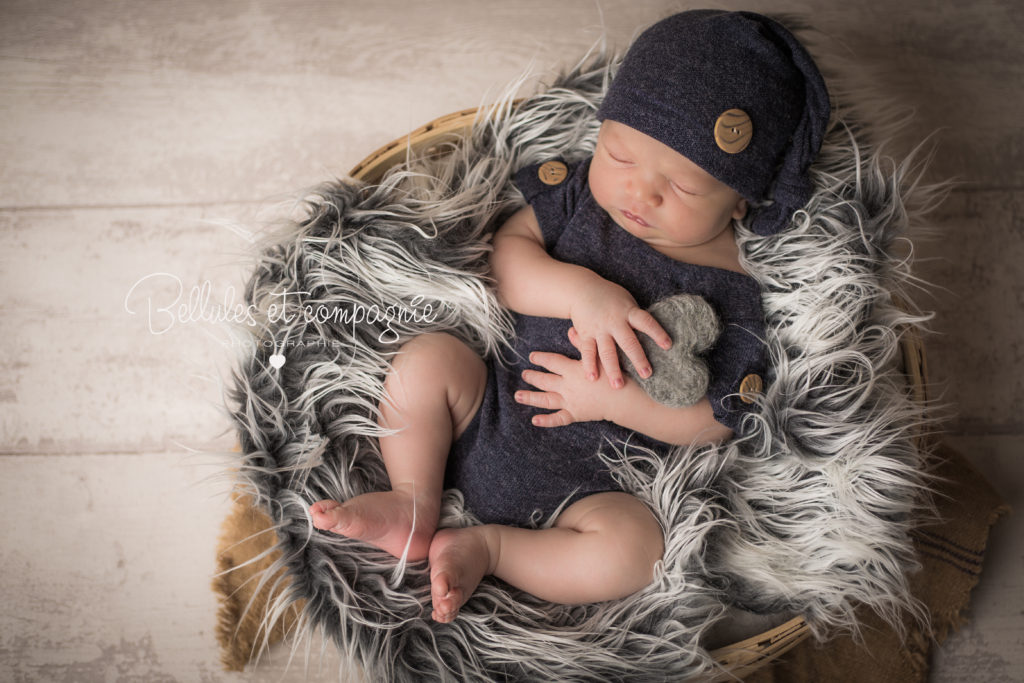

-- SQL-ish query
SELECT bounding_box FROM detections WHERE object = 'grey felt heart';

[621,293,721,407]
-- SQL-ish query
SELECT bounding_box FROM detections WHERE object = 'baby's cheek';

[587,179,604,209]
[587,162,615,212]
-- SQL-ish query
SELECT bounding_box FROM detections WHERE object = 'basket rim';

[349,106,493,184]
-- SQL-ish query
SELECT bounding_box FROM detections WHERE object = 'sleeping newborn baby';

[310,9,829,622]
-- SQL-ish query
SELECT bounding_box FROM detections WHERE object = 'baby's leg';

[428,492,663,622]
[311,333,485,560]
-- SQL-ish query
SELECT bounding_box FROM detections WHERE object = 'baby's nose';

[629,180,661,206]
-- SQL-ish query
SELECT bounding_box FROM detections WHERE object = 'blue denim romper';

[444,160,766,526]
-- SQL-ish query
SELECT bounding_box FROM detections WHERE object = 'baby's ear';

[732,197,749,220]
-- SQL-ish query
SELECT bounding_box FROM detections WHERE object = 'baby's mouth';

[622,210,649,228]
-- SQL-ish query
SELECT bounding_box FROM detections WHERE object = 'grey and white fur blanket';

[227,47,937,681]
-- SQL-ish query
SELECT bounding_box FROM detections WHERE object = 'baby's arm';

[490,206,670,387]
[609,381,732,446]
[517,350,731,447]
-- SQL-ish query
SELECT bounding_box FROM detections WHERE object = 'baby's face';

[589,120,747,254]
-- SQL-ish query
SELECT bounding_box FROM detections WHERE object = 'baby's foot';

[310,490,438,561]
[428,527,493,623]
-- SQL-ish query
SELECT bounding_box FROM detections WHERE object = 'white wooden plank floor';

[2,1,1020,680]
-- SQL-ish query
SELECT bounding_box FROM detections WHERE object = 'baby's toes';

[432,588,463,623]
[430,572,463,623]
[310,500,343,529]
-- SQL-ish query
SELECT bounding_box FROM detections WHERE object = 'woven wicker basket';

[215,106,930,678]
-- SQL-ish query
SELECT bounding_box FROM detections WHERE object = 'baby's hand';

[568,276,671,388]
[516,352,615,427]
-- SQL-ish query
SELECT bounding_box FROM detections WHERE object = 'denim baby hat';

[596,10,830,236]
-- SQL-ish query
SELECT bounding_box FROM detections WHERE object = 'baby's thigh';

[556,492,665,572]
[387,333,486,434]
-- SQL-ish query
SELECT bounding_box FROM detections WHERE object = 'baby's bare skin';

[310,488,438,560]
[428,526,493,623]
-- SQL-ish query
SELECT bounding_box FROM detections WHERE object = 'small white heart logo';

[269,353,285,369]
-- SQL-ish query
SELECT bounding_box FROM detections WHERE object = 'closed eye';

[604,147,632,165]
[670,180,696,196]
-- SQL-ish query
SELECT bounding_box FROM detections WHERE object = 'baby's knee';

[383,333,486,433]
[610,510,664,587]
[392,333,476,373]
[567,493,665,592]
[387,333,481,388]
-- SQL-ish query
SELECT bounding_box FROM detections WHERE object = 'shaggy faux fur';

[226,49,936,681]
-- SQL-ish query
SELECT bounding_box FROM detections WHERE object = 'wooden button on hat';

[714,109,753,153]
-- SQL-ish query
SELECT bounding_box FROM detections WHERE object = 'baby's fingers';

[596,335,625,388]
[574,335,599,381]
[614,328,652,380]
[628,308,672,350]
[567,326,583,351]
[529,409,576,428]
[514,389,561,412]
[521,368,559,393]
[528,351,575,375]
[567,328,601,381]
